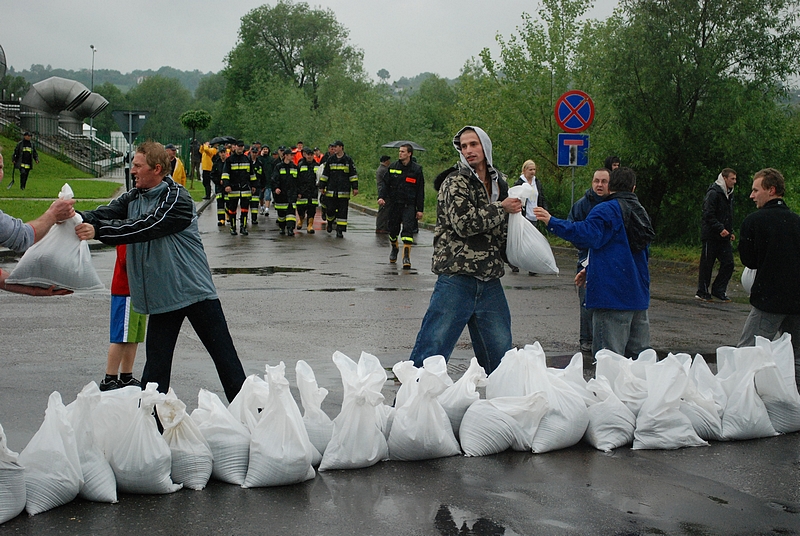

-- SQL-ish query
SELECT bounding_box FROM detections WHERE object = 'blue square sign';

[557,134,589,167]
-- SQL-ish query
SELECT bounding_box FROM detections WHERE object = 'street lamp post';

[90,45,96,175]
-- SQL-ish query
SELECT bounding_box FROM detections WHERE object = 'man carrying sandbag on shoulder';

[534,167,655,358]
[75,141,246,402]
[0,149,76,296]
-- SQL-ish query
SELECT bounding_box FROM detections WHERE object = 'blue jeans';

[409,274,512,373]
[592,308,650,358]
[142,299,246,402]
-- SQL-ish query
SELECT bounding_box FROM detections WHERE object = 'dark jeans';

[202,170,213,198]
[142,299,246,402]
[697,239,734,296]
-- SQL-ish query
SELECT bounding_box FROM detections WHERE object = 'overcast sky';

[2,0,618,83]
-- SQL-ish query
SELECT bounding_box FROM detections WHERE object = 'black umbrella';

[382,140,426,152]
[209,135,237,145]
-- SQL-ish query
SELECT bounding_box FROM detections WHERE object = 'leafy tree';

[377,69,390,82]
[0,74,30,102]
[126,75,192,140]
[179,109,212,142]
[91,81,127,140]
[597,0,800,241]
[226,0,364,109]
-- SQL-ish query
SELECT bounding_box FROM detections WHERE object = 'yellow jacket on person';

[172,158,187,186]
[199,144,218,172]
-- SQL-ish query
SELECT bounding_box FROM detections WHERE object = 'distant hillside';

[7,64,215,94]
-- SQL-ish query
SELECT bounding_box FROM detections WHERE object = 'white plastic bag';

[319,351,389,471]
[717,346,778,440]
[191,389,250,486]
[6,184,104,292]
[438,357,487,438]
[0,422,26,525]
[754,333,800,433]
[679,356,724,441]
[505,183,558,275]
[92,385,142,459]
[109,384,181,494]
[583,376,636,452]
[157,388,213,491]
[19,392,83,515]
[595,349,651,416]
[296,360,334,461]
[486,347,533,399]
[388,356,461,461]
[632,356,708,450]
[243,363,317,487]
[65,382,117,503]
[227,374,271,433]
[459,394,548,456]
[741,267,756,295]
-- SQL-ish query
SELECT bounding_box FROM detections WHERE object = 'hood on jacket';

[714,173,733,199]
[452,125,493,169]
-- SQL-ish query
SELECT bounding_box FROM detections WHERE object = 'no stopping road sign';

[555,90,594,133]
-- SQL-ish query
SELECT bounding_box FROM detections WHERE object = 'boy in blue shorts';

[100,244,145,391]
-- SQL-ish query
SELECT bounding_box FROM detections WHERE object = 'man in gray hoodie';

[696,168,737,302]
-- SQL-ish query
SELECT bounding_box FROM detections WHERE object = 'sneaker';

[259,206,265,215]
[580,342,592,354]
[712,292,731,302]
[264,210,269,217]
[119,377,142,388]
[695,293,713,302]
[99,377,121,391]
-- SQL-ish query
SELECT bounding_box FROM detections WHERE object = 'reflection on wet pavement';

[435,504,519,535]
[211,266,312,275]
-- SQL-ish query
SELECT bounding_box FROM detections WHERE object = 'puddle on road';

[434,504,521,535]
[211,266,312,276]
[308,287,420,293]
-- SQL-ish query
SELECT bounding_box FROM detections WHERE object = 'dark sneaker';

[712,292,731,302]
[695,293,713,302]
[99,378,121,391]
[119,377,142,389]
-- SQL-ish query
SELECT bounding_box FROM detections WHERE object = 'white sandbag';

[741,267,756,295]
[486,346,534,399]
[243,363,317,487]
[526,346,589,453]
[6,184,104,292]
[633,356,708,450]
[157,388,213,491]
[375,403,395,440]
[92,385,142,459]
[717,346,779,440]
[438,357,487,438]
[754,333,800,433]
[65,382,117,503]
[459,394,548,457]
[191,389,250,486]
[227,374,270,433]
[393,359,424,410]
[296,360,333,459]
[677,356,724,441]
[0,423,26,525]
[19,392,83,515]
[109,383,181,494]
[505,183,559,275]
[583,376,636,452]
[319,351,389,471]
[595,349,651,416]
[388,356,461,461]
[688,354,727,419]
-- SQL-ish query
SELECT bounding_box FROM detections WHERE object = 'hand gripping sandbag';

[438,357,488,438]
[388,356,461,461]
[6,184,104,292]
[190,389,250,485]
[296,360,333,460]
[65,383,117,503]
[753,333,800,433]
[319,351,389,471]
[157,388,213,491]
[18,392,83,516]
[505,183,558,275]
[716,346,778,440]
[632,356,708,450]
[243,363,317,488]
[109,383,181,494]
[0,423,26,525]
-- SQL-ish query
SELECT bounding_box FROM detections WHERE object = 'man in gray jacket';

[75,141,246,402]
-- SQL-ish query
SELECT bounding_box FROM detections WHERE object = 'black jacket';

[379,159,425,213]
[739,198,800,314]
[271,161,297,202]
[222,153,255,191]
[701,183,734,241]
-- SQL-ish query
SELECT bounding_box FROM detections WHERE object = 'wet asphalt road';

[0,201,798,535]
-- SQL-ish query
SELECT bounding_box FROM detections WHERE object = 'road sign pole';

[571,167,575,207]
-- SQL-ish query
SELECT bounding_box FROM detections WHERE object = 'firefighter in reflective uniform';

[12,132,39,191]
[248,141,262,224]
[222,140,256,236]
[271,150,298,236]
[295,147,319,234]
[378,144,425,269]
[319,140,358,238]
[211,148,228,226]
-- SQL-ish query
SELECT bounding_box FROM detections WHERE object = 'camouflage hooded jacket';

[431,161,510,279]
